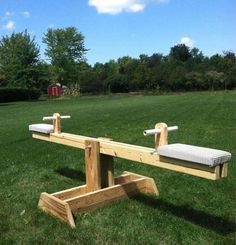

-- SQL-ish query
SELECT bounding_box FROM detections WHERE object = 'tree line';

[0,26,235,95]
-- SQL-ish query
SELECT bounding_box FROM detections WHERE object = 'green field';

[0,91,235,244]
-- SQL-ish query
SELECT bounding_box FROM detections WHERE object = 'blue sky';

[0,0,235,65]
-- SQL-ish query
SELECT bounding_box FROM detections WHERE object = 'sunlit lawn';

[0,91,235,244]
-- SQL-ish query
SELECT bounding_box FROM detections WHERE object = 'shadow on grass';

[132,194,235,235]
[54,168,235,235]
[55,167,85,181]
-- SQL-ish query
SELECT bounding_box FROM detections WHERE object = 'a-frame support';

[38,139,159,228]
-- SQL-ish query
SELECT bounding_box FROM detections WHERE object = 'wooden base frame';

[38,172,159,228]
[32,117,229,228]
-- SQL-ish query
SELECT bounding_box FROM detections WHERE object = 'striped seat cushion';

[29,124,54,134]
[157,143,231,167]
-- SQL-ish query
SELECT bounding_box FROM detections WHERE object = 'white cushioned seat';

[29,124,54,134]
[157,143,231,167]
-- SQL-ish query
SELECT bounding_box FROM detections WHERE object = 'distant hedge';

[0,88,41,102]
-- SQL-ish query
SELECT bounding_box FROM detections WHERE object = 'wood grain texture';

[32,132,221,180]
[98,137,114,188]
[100,154,114,188]
[53,113,61,134]
[52,185,87,200]
[220,163,228,178]
[38,172,158,228]
[155,122,168,147]
[122,171,159,195]
[38,192,75,228]
[66,175,158,212]
[85,140,101,192]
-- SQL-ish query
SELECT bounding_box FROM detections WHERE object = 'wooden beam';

[32,132,221,180]
[100,153,114,188]
[39,172,158,228]
[52,185,87,200]
[38,192,75,228]
[66,173,158,213]
[220,163,228,178]
[85,140,101,192]
[122,171,159,195]
[155,122,168,147]
[98,137,114,188]
[158,156,219,180]
[53,113,61,134]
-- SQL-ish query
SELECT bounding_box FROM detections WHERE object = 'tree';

[35,62,52,92]
[0,30,40,89]
[205,70,224,90]
[185,71,205,90]
[169,65,187,90]
[148,53,164,68]
[186,48,204,72]
[43,27,88,85]
[169,44,192,62]
[222,51,236,89]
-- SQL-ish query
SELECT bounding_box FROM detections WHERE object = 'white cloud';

[4,20,15,30]
[180,37,195,48]
[5,11,14,17]
[1,11,14,20]
[88,0,168,15]
[21,11,30,18]
[128,3,145,12]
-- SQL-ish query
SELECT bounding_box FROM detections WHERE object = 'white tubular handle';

[60,115,71,119]
[143,126,178,136]
[43,116,56,121]
[43,115,71,121]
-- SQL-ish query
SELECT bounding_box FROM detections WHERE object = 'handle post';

[143,124,178,148]
[53,113,61,134]
[42,113,71,134]
[155,123,168,148]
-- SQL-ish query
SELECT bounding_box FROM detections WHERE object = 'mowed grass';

[0,91,235,244]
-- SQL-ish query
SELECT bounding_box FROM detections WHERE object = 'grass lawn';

[0,91,235,244]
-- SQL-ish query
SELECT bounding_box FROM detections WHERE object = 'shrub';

[0,88,41,102]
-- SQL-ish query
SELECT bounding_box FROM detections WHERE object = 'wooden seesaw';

[29,113,231,228]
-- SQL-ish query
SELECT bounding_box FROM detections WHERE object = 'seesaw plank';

[32,132,222,180]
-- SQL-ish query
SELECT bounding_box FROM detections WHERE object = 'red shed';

[48,84,62,97]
